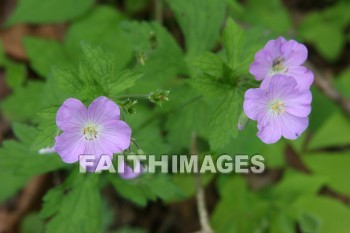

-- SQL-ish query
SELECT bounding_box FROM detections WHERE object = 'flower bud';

[120,98,138,115]
[148,90,170,106]
[237,112,249,131]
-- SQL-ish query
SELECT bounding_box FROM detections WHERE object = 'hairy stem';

[191,132,214,233]
[155,0,163,24]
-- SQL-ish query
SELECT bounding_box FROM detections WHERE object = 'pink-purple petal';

[82,141,113,172]
[119,161,144,179]
[282,40,308,66]
[263,36,286,58]
[286,66,314,90]
[56,98,87,132]
[249,61,271,81]
[257,115,282,144]
[280,113,308,140]
[88,96,121,124]
[243,88,268,120]
[100,120,132,153]
[284,91,312,117]
[55,132,85,163]
[266,75,297,99]
[254,50,272,63]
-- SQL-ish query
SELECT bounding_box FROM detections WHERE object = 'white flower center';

[83,124,99,141]
[269,100,285,115]
[272,58,287,73]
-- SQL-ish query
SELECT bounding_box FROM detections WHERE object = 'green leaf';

[40,185,66,219]
[222,18,266,75]
[125,106,169,155]
[209,91,242,151]
[31,106,59,151]
[0,141,64,176]
[167,0,226,56]
[171,173,213,201]
[223,18,245,69]
[214,171,326,233]
[189,52,224,78]
[23,7,133,79]
[110,70,143,95]
[335,68,350,99]
[53,66,88,98]
[267,170,326,204]
[298,212,321,233]
[298,2,350,61]
[81,43,143,94]
[269,212,295,233]
[13,122,37,145]
[110,174,184,207]
[1,81,44,123]
[302,152,350,196]
[51,43,139,101]
[229,0,291,34]
[188,53,237,96]
[212,176,268,233]
[164,85,210,150]
[308,112,350,150]
[5,0,95,26]
[43,174,102,233]
[65,6,132,71]
[309,87,337,132]
[2,59,26,89]
[0,123,64,177]
[0,169,28,203]
[122,21,186,93]
[80,43,115,91]
[40,75,69,107]
[293,196,350,233]
[300,23,344,61]
[24,37,67,78]
[21,213,45,233]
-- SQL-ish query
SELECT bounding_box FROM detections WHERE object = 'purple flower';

[250,36,314,90]
[118,160,144,179]
[243,75,312,144]
[54,96,132,164]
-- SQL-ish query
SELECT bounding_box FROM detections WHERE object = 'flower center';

[83,125,98,141]
[272,58,287,73]
[269,100,285,115]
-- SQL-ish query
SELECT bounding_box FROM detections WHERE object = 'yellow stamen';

[83,125,98,141]
[270,100,285,114]
[272,58,286,72]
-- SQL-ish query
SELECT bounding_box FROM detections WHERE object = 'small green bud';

[120,98,138,115]
[136,148,145,155]
[148,89,170,106]
[238,112,249,131]
[149,31,158,49]
[136,51,147,66]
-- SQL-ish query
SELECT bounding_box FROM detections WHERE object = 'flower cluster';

[53,96,143,177]
[243,37,314,144]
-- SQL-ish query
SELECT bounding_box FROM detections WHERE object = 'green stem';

[112,94,149,99]
[155,0,163,24]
